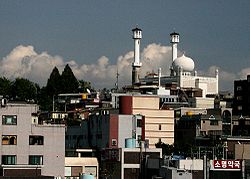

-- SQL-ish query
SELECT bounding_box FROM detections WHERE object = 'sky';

[0,1,250,92]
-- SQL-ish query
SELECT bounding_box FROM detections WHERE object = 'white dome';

[173,54,195,72]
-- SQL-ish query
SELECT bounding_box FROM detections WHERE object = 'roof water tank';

[80,174,94,179]
[125,138,136,148]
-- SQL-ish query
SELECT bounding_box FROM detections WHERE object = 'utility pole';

[203,155,207,179]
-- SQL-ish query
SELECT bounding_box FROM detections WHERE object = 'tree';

[46,67,61,96]
[0,77,12,97]
[155,142,174,156]
[11,78,37,101]
[78,80,93,93]
[38,86,52,111]
[61,64,79,93]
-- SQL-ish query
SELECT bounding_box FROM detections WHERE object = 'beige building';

[65,149,98,179]
[119,95,174,148]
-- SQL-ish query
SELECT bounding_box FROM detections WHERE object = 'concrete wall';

[118,115,133,148]
[235,144,250,159]
[189,97,214,108]
[177,159,203,170]
[0,103,65,177]
[201,120,222,132]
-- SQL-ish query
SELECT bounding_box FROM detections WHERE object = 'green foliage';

[0,77,12,97]
[0,64,94,111]
[61,64,79,93]
[155,141,174,156]
[46,67,61,96]
[41,64,93,111]
[11,78,37,101]
[37,87,52,111]
[78,80,92,93]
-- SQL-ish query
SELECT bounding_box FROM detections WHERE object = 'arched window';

[9,136,17,145]
[2,136,9,145]
[2,135,17,145]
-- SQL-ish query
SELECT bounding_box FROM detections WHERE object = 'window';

[111,139,117,146]
[2,115,17,125]
[237,96,243,100]
[159,124,162,130]
[2,135,17,145]
[137,119,142,127]
[85,166,97,177]
[29,155,43,165]
[71,166,82,177]
[29,136,44,145]
[210,120,218,126]
[237,86,242,91]
[2,155,16,165]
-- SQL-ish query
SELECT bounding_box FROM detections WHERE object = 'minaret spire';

[170,31,180,76]
[132,26,142,85]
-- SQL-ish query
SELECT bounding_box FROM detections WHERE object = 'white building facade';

[0,102,65,177]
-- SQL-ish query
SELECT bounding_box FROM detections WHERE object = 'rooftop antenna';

[115,68,119,91]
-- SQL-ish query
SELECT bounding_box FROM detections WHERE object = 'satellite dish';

[86,88,91,94]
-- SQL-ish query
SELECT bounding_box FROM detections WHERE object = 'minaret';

[170,32,180,76]
[132,27,142,85]
[158,68,162,87]
[170,32,180,61]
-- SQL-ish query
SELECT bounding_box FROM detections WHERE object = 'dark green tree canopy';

[0,77,12,97]
[0,65,94,111]
[11,78,37,101]
[46,67,61,96]
[155,141,174,156]
[61,64,79,93]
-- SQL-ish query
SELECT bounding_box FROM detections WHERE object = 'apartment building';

[87,110,144,149]
[119,95,175,148]
[233,75,250,116]
[0,101,65,177]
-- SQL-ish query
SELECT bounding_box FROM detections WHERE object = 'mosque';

[131,27,219,98]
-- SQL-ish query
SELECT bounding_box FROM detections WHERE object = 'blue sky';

[0,1,250,91]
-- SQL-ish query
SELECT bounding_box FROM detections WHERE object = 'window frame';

[2,155,16,165]
[29,135,44,145]
[2,135,17,145]
[2,115,17,125]
[29,155,43,165]
[137,119,142,127]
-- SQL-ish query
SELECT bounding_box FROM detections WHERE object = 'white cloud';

[205,66,236,91]
[1,44,250,91]
[199,65,250,92]
[238,68,250,79]
[140,43,172,76]
[0,45,65,85]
